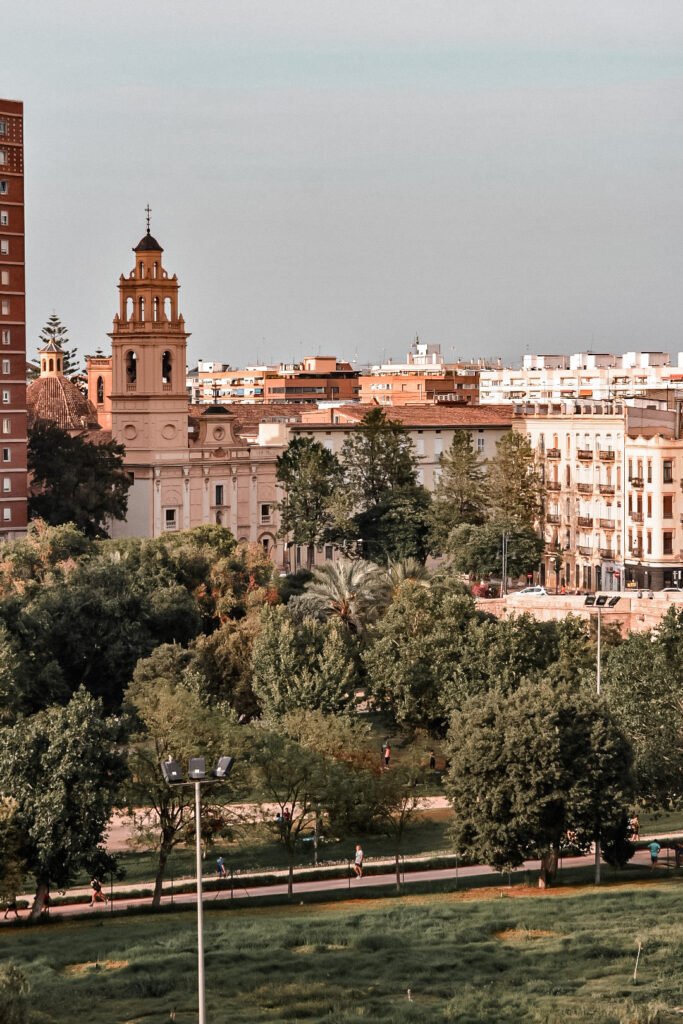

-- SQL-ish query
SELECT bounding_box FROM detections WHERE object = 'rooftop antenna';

[145,203,152,233]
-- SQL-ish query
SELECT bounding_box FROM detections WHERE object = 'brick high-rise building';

[0,99,27,539]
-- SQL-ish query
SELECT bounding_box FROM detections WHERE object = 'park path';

[2,842,678,925]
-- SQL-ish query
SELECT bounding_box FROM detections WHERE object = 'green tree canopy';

[446,680,633,886]
[124,645,242,907]
[297,559,390,635]
[276,436,342,564]
[429,430,487,552]
[0,689,126,917]
[250,606,361,719]
[486,431,544,530]
[447,522,544,580]
[603,607,683,807]
[28,422,132,538]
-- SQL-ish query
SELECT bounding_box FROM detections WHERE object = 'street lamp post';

[584,595,620,883]
[162,755,235,1024]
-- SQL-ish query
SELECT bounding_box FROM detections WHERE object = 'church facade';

[98,223,284,559]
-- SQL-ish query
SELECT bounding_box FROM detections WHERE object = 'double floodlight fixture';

[161,756,235,786]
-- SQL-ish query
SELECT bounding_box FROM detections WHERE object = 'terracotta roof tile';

[27,377,100,433]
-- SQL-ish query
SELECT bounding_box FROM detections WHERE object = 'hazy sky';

[4,1,683,368]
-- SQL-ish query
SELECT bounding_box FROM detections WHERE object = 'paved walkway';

[3,839,680,924]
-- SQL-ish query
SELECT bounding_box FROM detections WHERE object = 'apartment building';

[186,361,277,404]
[518,400,683,591]
[0,98,27,539]
[481,351,683,406]
[263,356,358,404]
[358,341,481,405]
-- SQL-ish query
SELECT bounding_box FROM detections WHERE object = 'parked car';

[516,586,548,597]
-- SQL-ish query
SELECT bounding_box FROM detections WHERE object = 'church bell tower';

[110,210,190,460]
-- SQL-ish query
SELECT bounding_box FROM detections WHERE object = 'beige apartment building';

[518,400,683,591]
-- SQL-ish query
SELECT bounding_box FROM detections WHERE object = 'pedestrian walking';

[89,877,107,906]
[629,815,640,841]
[216,856,227,878]
[429,750,436,771]
[352,844,364,878]
[3,896,19,920]
[648,839,661,866]
[383,744,391,769]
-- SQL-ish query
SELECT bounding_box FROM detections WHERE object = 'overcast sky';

[4,1,683,369]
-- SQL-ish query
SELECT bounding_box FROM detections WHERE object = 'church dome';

[27,375,100,433]
[133,230,163,253]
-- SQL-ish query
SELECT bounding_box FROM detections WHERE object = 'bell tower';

[110,212,190,459]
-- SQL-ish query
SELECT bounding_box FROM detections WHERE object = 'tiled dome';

[27,375,100,433]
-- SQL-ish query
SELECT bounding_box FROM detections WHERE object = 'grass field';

[5,879,683,1022]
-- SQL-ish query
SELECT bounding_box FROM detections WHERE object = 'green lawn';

[6,880,683,1022]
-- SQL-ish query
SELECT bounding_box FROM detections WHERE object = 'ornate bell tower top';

[109,211,190,402]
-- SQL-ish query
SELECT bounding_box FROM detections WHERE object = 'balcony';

[577,483,593,494]
[631,545,642,557]
[546,448,561,460]
[599,519,615,531]
[546,481,561,491]
[577,516,593,527]
[600,548,615,559]
[546,514,560,524]
[598,450,616,462]
[630,511,643,523]
[578,545,592,557]
[577,449,594,461]
[629,476,644,488]
[599,484,615,495]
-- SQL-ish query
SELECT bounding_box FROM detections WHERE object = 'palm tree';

[385,558,432,594]
[300,559,390,634]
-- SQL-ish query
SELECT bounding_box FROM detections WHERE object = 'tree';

[446,680,633,886]
[0,689,126,918]
[364,583,480,729]
[603,607,683,807]
[335,409,431,562]
[31,312,80,379]
[371,748,428,892]
[429,431,487,552]
[124,645,242,907]
[447,522,544,580]
[298,559,390,635]
[486,431,544,530]
[250,606,361,719]
[0,797,24,910]
[276,437,342,566]
[28,422,132,538]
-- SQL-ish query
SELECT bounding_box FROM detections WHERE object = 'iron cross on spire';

[145,204,152,232]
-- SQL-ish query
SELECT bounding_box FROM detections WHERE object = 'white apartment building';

[480,351,683,406]
[186,361,277,403]
[518,400,683,591]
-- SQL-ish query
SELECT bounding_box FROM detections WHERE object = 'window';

[0,121,5,135]
[1,391,9,404]
[1,301,8,317]
[0,182,7,195]
[2,478,9,493]
[2,508,10,522]
[647,495,652,518]
[0,211,6,226]
[477,437,485,452]
[2,419,9,434]
[647,460,652,483]
[261,537,270,554]
[663,460,674,484]
[663,532,674,556]
[260,503,271,524]
[0,272,8,286]
[96,376,104,403]
[663,495,674,519]
[1,448,9,462]
[0,241,7,256]
[1,360,8,374]
[647,532,652,555]
[1,330,9,345]
[0,151,5,166]
[215,484,224,506]
[164,508,177,531]
[325,545,333,561]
